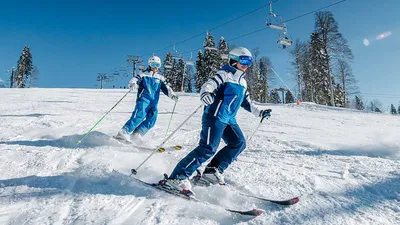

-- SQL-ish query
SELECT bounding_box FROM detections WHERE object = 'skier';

[115,56,179,143]
[165,47,271,194]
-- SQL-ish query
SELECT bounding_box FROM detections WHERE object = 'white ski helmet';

[228,47,253,66]
[148,56,162,68]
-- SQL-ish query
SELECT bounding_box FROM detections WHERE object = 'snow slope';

[0,88,399,225]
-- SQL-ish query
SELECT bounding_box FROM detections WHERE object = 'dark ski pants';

[169,115,246,180]
[123,99,158,136]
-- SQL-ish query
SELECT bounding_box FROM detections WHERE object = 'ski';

[129,174,264,217]
[192,170,299,206]
[239,192,299,206]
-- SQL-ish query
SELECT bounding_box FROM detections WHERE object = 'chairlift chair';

[277,36,293,49]
[265,1,287,31]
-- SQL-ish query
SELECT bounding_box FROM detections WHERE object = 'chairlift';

[277,36,293,49]
[204,46,218,51]
[186,52,195,66]
[265,1,293,49]
[265,2,286,32]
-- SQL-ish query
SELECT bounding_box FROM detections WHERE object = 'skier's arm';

[199,71,227,105]
[241,90,264,117]
[200,71,226,94]
[160,76,176,98]
[130,72,143,86]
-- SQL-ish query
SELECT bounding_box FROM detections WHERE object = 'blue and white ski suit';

[169,65,262,180]
[122,69,175,136]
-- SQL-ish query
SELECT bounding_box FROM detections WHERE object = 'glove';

[128,78,138,91]
[259,109,272,118]
[200,92,214,105]
[171,95,179,102]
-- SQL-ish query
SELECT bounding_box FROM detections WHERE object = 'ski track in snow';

[0,88,399,225]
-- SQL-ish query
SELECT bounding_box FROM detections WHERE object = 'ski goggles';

[149,62,161,68]
[238,55,253,66]
[230,54,253,66]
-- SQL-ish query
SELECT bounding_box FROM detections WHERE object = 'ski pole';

[131,104,203,175]
[157,100,179,153]
[77,90,132,145]
[164,100,178,138]
[247,109,271,142]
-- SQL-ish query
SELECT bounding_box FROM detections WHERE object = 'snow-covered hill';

[0,88,399,225]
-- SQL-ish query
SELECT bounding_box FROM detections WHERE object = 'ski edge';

[240,193,299,205]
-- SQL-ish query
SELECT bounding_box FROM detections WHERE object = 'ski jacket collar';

[220,64,246,84]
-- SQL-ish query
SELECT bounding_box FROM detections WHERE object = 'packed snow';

[0,88,399,225]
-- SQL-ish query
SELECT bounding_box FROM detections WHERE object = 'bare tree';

[336,59,359,107]
[290,39,307,101]
[259,56,273,102]
[29,66,40,87]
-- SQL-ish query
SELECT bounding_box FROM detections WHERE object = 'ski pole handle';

[77,90,131,145]
[260,109,272,123]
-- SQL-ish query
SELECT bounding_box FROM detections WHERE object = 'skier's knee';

[239,139,246,150]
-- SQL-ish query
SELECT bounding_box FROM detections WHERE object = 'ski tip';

[226,208,264,216]
[252,209,264,216]
[288,197,300,205]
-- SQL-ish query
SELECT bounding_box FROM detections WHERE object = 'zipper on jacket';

[214,100,222,117]
[228,95,237,111]
[138,89,144,98]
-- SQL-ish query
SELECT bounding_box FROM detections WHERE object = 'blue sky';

[1,0,399,109]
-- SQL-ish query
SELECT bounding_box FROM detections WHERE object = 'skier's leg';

[135,106,158,136]
[207,123,246,173]
[122,100,148,134]
[169,115,226,180]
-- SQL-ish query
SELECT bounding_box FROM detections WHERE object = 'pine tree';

[355,95,364,110]
[185,65,194,93]
[314,11,353,105]
[218,37,229,67]
[269,89,281,104]
[202,32,220,84]
[301,42,314,102]
[195,50,205,92]
[309,32,330,105]
[390,104,397,114]
[16,46,33,88]
[285,91,295,103]
[334,84,345,107]
[398,105,400,115]
[163,52,174,86]
[174,58,186,92]
[169,58,184,92]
